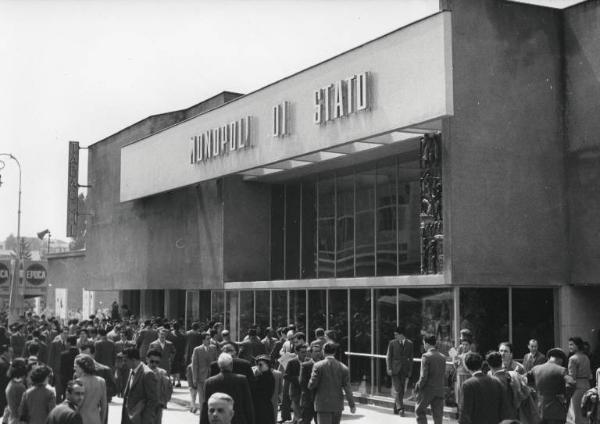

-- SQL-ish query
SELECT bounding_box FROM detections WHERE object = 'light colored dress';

[566,352,591,424]
[5,378,26,424]
[77,374,107,424]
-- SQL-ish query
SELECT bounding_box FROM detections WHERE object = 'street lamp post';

[0,153,22,322]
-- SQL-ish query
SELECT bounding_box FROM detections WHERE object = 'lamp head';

[37,229,50,240]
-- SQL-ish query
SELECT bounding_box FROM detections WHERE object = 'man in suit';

[185,322,203,365]
[209,343,254,384]
[486,351,518,420]
[59,336,80,401]
[94,328,117,369]
[385,326,413,416]
[299,343,323,424]
[121,347,159,424]
[308,342,355,424]
[9,324,25,360]
[200,353,254,424]
[238,328,266,365]
[47,327,68,397]
[523,339,547,372]
[528,347,572,424]
[415,335,446,424]
[206,392,235,424]
[148,328,176,375]
[261,327,277,356]
[24,329,48,363]
[147,349,172,424]
[309,328,327,352]
[136,321,158,360]
[284,342,308,423]
[0,344,11,411]
[459,352,508,424]
[46,380,85,424]
[193,331,219,410]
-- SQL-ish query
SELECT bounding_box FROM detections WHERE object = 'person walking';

[121,347,159,424]
[523,339,547,372]
[0,344,12,412]
[453,333,473,414]
[192,332,219,411]
[209,343,254,383]
[136,321,158,360]
[486,351,519,420]
[200,353,254,424]
[252,354,275,424]
[284,342,308,423]
[415,335,446,424]
[206,392,235,424]
[46,380,86,424]
[238,328,266,365]
[566,337,591,424]
[170,322,186,387]
[385,326,413,416]
[149,328,176,378]
[308,342,356,424]
[299,344,323,424]
[459,352,508,424]
[17,365,56,424]
[184,323,203,367]
[146,349,172,424]
[59,336,80,401]
[5,358,28,424]
[528,347,571,424]
[74,354,107,424]
[94,328,117,370]
[47,327,68,401]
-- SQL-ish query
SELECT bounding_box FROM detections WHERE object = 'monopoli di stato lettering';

[190,116,251,164]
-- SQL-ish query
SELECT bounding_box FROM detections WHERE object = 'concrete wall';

[558,285,600,349]
[443,0,568,285]
[564,1,600,284]
[86,93,241,291]
[222,176,271,282]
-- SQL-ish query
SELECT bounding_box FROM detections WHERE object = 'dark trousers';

[415,391,443,424]
[316,411,341,424]
[281,380,292,421]
[392,373,407,410]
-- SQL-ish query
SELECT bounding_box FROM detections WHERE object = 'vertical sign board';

[55,288,67,321]
[23,261,47,297]
[0,260,10,296]
[66,141,79,237]
[82,289,95,319]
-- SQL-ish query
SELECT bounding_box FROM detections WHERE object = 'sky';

[0,0,443,242]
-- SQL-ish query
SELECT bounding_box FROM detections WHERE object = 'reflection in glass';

[328,289,348,365]
[301,182,317,279]
[308,290,327,343]
[336,172,354,277]
[375,289,396,396]
[350,289,372,392]
[398,163,421,274]
[290,290,306,333]
[211,291,225,326]
[186,291,199,329]
[376,161,397,276]
[199,291,211,327]
[460,288,508,355]
[225,291,239,340]
[255,291,270,338]
[271,291,288,330]
[239,291,254,339]
[317,176,335,277]
[512,288,554,358]
[271,185,285,280]
[286,185,301,279]
[355,168,375,276]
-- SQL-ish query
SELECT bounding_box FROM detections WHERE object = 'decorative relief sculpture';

[420,133,443,274]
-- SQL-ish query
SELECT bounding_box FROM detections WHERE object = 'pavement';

[162,381,459,424]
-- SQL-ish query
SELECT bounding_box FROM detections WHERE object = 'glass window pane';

[271,185,285,280]
[375,289,396,396]
[350,289,372,392]
[317,176,335,278]
[211,291,225,325]
[239,291,254,338]
[308,290,327,343]
[328,289,348,364]
[271,291,288,330]
[186,290,199,329]
[336,172,354,277]
[199,290,211,327]
[460,288,508,354]
[355,169,375,276]
[398,161,421,274]
[301,182,317,279]
[376,161,397,276]
[225,291,239,340]
[285,185,301,279]
[290,290,306,334]
[512,288,554,359]
[255,291,270,337]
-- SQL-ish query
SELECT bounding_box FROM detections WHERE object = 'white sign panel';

[121,12,453,202]
[55,288,67,321]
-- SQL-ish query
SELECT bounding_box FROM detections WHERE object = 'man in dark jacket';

[94,328,117,369]
[59,336,80,401]
[415,335,446,424]
[284,343,308,423]
[121,347,159,424]
[459,352,509,424]
[185,322,203,365]
[209,343,254,384]
[46,380,85,424]
[136,321,158,360]
[299,344,323,424]
[0,344,11,411]
[385,326,413,416]
[238,328,266,365]
[201,353,254,424]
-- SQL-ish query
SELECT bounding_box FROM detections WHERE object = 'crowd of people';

[386,326,600,424]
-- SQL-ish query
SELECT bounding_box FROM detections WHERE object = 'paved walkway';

[169,382,458,424]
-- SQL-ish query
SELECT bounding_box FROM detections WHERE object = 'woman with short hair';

[74,354,107,424]
[5,358,28,424]
[566,336,591,424]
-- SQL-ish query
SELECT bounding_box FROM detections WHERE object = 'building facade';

[50,0,600,399]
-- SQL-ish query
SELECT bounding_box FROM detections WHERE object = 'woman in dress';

[5,358,27,424]
[18,365,56,424]
[453,332,473,414]
[566,336,591,424]
[74,354,107,424]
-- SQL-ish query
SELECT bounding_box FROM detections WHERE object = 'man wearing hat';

[528,347,573,424]
[385,326,413,416]
[253,355,276,424]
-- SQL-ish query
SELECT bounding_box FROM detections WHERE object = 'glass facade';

[271,155,421,280]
